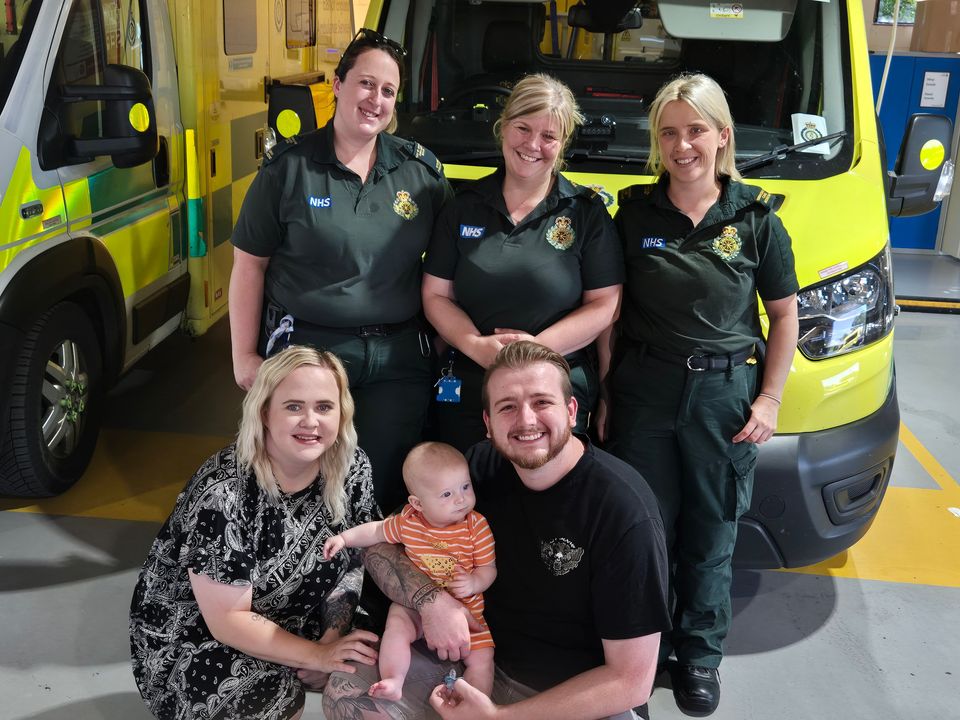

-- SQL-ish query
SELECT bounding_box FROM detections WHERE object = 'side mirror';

[887,113,953,217]
[38,64,158,170]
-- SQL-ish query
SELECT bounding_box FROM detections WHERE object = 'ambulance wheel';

[0,302,103,496]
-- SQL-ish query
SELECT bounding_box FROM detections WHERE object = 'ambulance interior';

[394,0,854,180]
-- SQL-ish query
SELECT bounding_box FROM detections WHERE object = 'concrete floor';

[892,251,960,301]
[1,312,958,720]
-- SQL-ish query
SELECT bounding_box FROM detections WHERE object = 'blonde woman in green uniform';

[598,74,799,717]
[422,73,623,452]
[229,30,452,512]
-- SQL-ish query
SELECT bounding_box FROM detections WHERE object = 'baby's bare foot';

[368,678,403,701]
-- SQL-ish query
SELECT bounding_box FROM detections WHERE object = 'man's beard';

[493,423,571,470]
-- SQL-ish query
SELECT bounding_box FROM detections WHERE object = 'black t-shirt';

[468,436,670,690]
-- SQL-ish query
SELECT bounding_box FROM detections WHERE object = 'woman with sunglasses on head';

[598,73,799,717]
[421,73,623,452]
[229,30,453,513]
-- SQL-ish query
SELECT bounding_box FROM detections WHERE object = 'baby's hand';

[447,568,475,599]
[323,535,345,560]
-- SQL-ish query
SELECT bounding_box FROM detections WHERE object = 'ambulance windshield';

[395,0,854,181]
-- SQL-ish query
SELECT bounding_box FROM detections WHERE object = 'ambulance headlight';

[796,248,895,360]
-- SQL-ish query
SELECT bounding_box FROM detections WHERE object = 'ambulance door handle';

[153,136,170,187]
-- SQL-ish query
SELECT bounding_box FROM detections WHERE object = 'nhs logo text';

[309,196,332,208]
[641,237,665,249]
[460,224,486,239]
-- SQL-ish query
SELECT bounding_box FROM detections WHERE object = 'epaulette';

[618,183,653,206]
[753,186,784,212]
[411,142,444,178]
[262,134,300,166]
[572,182,616,209]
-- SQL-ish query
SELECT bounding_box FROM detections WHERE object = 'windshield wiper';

[737,131,847,174]
[439,152,505,164]
[567,150,648,164]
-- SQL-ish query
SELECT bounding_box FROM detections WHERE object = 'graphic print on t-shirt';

[540,537,584,576]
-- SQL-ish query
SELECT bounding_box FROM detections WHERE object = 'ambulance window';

[287,0,317,49]
[0,0,40,113]
[101,0,151,78]
[53,0,107,140]
[224,0,257,55]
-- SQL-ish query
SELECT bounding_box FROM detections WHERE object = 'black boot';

[671,664,720,717]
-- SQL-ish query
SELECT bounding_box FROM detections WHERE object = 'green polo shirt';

[424,167,624,336]
[615,176,798,356]
[231,122,452,326]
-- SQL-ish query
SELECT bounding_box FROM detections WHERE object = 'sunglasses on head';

[348,28,407,57]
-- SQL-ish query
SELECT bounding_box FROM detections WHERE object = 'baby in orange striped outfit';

[323,441,497,700]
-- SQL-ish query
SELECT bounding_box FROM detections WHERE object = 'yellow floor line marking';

[0,428,229,523]
[898,299,960,310]
[787,421,960,588]
[898,422,958,491]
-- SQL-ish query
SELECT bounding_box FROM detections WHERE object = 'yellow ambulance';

[365,0,952,568]
[0,0,351,495]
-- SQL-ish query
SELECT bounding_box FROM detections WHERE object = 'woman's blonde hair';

[236,345,358,524]
[646,73,740,181]
[494,73,585,173]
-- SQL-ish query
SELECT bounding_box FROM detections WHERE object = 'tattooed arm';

[362,543,478,661]
[321,562,364,637]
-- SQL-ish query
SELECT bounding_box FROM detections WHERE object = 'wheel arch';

[0,236,126,387]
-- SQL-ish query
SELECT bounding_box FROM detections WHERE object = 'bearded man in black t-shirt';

[323,341,670,720]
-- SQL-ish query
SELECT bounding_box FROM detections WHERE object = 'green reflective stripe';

[87,163,156,216]
[187,197,206,257]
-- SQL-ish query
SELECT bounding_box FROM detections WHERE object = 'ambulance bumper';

[734,379,899,569]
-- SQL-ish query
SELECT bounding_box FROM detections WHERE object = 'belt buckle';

[686,355,707,372]
[359,324,387,337]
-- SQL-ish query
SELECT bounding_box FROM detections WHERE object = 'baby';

[323,441,496,700]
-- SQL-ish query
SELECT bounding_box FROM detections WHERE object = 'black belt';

[302,317,421,337]
[644,344,755,372]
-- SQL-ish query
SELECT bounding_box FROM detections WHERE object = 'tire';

[0,302,104,496]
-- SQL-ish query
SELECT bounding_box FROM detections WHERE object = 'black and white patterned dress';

[130,443,379,720]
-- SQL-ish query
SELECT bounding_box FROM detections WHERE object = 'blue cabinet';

[869,52,960,250]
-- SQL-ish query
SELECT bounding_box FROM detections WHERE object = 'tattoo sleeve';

[361,543,441,610]
[321,564,363,636]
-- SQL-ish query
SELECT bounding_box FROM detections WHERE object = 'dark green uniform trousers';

[431,348,598,454]
[608,346,758,668]
[268,321,432,514]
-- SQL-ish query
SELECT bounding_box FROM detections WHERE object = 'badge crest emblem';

[546,216,575,250]
[393,190,419,220]
[712,225,742,261]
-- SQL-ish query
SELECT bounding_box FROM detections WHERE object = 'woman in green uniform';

[229,30,452,512]
[422,73,623,452]
[599,74,799,717]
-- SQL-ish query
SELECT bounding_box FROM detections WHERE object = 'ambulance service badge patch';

[393,190,419,220]
[546,216,575,250]
[712,225,742,261]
